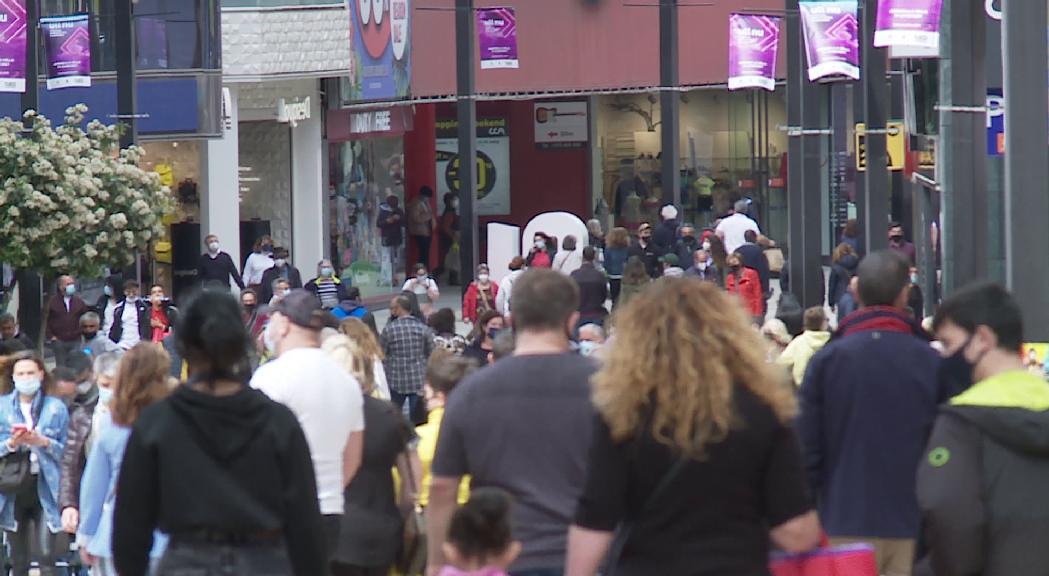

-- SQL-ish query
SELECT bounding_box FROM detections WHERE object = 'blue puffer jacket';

[0,391,68,533]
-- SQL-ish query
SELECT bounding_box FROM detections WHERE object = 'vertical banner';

[727,13,782,91]
[347,0,411,101]
[0,0,26,93]
[436,118,511,215]
[874,0,943,50]
[477,7,518,69]
[798,1,860,82]
[41,14,91,90]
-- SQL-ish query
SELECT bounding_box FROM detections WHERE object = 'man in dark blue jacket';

[798,250,948,576]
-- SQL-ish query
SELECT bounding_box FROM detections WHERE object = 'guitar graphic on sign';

[535,107,585,124]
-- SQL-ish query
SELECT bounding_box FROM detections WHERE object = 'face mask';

[14,378,40,397]
[890,235,903,243]
[640,235,651,242]
[697,262,708,271]
[321,267,334,278]
[208,242,220,253]
[477,274,490,283]
[937,336,986,396]
[64,284,76,297]
[243,303,257,312]
[730,263,741,271]
[417,272,428,280]
[578,341,600,357]
[97,386,114,406]
[263,321,281,353]
[274,259,286,268]
[910,273,919,285]
[82,331,97,340]
[103,285,113,297]
[702,241,711,251]
[487,327,501,340]
[126,295,138,303]
[281,288,291,297]
[262,245,273,254]
[534,240,545,249]
[76,381,93,395]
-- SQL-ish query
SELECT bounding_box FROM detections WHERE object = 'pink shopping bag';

[769,543,878,576]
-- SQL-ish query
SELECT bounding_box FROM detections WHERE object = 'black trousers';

[6,477,57,576]
[413,235,432,267]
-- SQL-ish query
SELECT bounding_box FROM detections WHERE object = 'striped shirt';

[314,280,340,309]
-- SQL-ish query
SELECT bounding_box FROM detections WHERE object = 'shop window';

[239,122,293,259]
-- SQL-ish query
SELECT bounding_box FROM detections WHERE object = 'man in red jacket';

[47,275,90,367]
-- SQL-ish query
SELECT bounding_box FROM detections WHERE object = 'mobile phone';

[10,424,27,435]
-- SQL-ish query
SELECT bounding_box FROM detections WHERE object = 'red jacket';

[726,268,764,316]
[463,281,499,323]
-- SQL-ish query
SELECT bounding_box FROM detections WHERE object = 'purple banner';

[0,0,26,93]
[799,1,859,82]
[41,14,91,90]
[874,0,943,50]
[728,14,781,92]
[477,7,518,70]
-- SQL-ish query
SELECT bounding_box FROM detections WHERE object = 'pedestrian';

[705,234,729,285]
[673,224,700,268]
[437,193,460,284]
[917,282,1049,576]
[377,195,407,284]
[553,235,584,275]
[837,275,860,321]
[798,251,948,576]
[112,289,328,576]
[47,275,89,367]
[77,343,172,575]
[489,330,516,364]
[382,293,435,425]
[586,219,605,252]
[306,259,349,310]
[627,223,660,278]
[0,313,34,352]
[715,199,761,254]
[571,246,608,329]
[105,280,150,351]
[888,222,916,264]
[616,256,650,310]
[409,186,438,267]
[526,232,555,269]
[659,253,685,278]
[907,266,924,321]
[79,312,118,359]
[438,489,521,576]
[59,350,120,538]
[427,269,598,575]
[242,234,275,291]
[197,234,244,290]
[652,204,680,256]
[684,249,719,285]
[778,307,831,386]
[147,285,178,344]
[463,310,505,366]
[576,324,605,358]
[259,247,303,304]
[94,276,123,339]
[403,263,440,318]
[565,279,820,576]
[252,289,366,556]
[430,308,468,356]
[603,227,630,305]
[240,288,267,342]
[332,286,379,334]
[463,264,499,326]
[0,351,70,576]
[736,230,771,307]
[725,252,764,325]
[268,277,292,307]
[828,243,859,314]
[496,257,526,317]
[336,317,392,400]
[323,334,420,576]
[416,353,478,508]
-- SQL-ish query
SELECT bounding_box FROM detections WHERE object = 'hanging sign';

[727,13,781,91]
[0,0,26,93]
[348,0,411,101]
[41,14,91,90]
[798,1,860,82]
[477,7,518,70]
[874,0,943,51]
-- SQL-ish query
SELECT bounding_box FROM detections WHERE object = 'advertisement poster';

[477,7,518,69]
[874,0,943,50]
[727,13,781,92]
[798,1,859,82]
[348,0,411,101]
[436,118,511,215]
[0,0,26,93]
[41,14,91,90]
[534,101,587,148]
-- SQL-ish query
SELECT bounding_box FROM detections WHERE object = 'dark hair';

[428,308,458,335]
[149,284,165,294]
[420,186,434,198]
[491,330,516,361]
[622,256,649,285]
[510,269,578,332]
[240,288,258,300]
[175,289,253,381]
[62,351,92,376]
[856,251,910,308]
[446,488,514,563]
[124,279,140,291]
[477,310,503,334]
[744,230,758,243]
[273,246,290,259]
[843,219,858,239]
[443,192,457,209]
[51,366,79,383]
[888,221,903,231]
[508,256,525,271]
[933,282,1024,351]
[803,307,827,332]
[582,246,597,263]
[413,263,428,275]
[4,352,55,396]
[562,235,577,251]
[426,353,479,396]
[345,285,361,301]
[104,275,123,296]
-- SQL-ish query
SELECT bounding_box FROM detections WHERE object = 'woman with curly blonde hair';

[336,317,391,400]
[566,279,820,576]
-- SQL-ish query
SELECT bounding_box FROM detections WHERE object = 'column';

[861,0,890,253]
[292,88,324,276]
[200,84,242,287]
[404,104,438,269]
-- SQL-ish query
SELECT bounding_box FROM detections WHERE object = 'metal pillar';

[798,79,825,310]
[456,0,478,292]
[115,0,137,148]
[17,0,40,343]
[939,0,987,294]
[860,0,889,253]
[1003,0,1049,340]
[889,60,908,228]
[659,0,680,208]
[786,0,803,298]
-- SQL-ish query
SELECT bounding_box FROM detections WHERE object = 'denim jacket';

[0,391,68,533]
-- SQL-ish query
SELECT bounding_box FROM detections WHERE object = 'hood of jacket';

[837,253,859,272]
[168,383,274,462]
[794,330,831,353]
[947,370,1049,455]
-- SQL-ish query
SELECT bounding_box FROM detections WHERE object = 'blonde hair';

[322,334,376,394]
[761,319,793,346]
[593,279,796,459]
[339,318,384,361]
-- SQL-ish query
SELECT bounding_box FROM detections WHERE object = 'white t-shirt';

[117,301,141,350]
[251,347,365,515]
[243,252,274,286]
[402,277,439,299]
[716,213,761,254]
[101,299,118,336]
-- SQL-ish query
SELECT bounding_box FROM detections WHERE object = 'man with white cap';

[652,204,681,257]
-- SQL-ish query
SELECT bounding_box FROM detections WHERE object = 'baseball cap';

[269,289,326,330]
[638,223,653,233]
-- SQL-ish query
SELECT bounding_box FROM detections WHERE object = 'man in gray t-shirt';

[428,269,597,576]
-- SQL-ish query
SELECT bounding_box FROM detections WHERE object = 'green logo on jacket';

[928,447,950,467]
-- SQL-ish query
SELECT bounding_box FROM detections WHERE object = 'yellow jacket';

[415,407,470,507]
[778,330,831,386]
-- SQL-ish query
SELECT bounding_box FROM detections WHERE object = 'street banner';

[874,0,943,50]
[798,1,860,82]
[727,13,781,91]
[436,117,511,215]
[41,14,91,90]
[0,0,27,93]
[477,7,518,69]
[347,0,411,101]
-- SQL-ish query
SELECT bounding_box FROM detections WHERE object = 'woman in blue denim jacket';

[0,351,69,576]
[78,343,171,575]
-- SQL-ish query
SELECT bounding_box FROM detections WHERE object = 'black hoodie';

[113,384,327,576]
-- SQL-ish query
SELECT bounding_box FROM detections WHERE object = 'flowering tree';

[0,105,172,344]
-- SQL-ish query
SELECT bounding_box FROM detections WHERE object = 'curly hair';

[336,317,385,394]
[111,343,173,427]
[592,279,796,459]
[607,227,631,249]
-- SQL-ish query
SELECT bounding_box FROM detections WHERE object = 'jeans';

[7,476,58,576]
[390,390,426,426]
[155,540,293,576]
[51,340,81,369]
[609,278,622,306]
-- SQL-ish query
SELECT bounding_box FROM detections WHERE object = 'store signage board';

[534,101,587,148]
[477,7,518,70]
[874,0,943,52]
[798,1,860,82]
[0,0,26,93]
[347,0,411,102]
[855,121,905,171]
[277,97,311,127]
[41,13,90,90]
[727,13,781,92]
[436,117,511,215]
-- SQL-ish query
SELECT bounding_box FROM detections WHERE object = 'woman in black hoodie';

[112,289,327,576]
[827,243,859,314]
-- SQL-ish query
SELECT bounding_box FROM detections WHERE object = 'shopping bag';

[769,543,878,576]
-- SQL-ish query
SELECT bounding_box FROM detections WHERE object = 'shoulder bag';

[397,450,427,576]
[0,398,43,494]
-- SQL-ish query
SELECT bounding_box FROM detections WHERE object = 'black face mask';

[890,235,904,243]
[82,331,97,340]
[937,336,986,396]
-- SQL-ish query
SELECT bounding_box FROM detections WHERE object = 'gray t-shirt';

[433,352,597,571]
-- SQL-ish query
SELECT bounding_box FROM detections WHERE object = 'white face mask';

[263,320,280,353]
[208,242,220,253]
[477,274,490,283]
[76,381,93,395]
[578,341,600,357]
[534,240,545,249]
[14,378,41,397]
[97,386,114,406]
[697,261,708,271]
[702,241,711,251]
[274,259,286,268]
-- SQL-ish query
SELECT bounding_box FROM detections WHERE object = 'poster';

[874,0,943,50]
[435,118,511,216]
[798,1,860,82]
[348,0,411,101]
[41,14,91,90]
[534,101,587,148]
[727,13,781,92]
[0,0,26,93]
[477,7,518,69]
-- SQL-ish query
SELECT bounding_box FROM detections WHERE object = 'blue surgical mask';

[321,267,334,278]
[487,327,501,340]
[579,341,600,357]
[13,378,41,397]
[97,386,114,406]
[103,285,113,297]
[64,284,76,297]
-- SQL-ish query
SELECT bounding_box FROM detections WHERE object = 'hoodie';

[112,384,327,576]
[778,330,831,386]
[916,370,1049,576]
